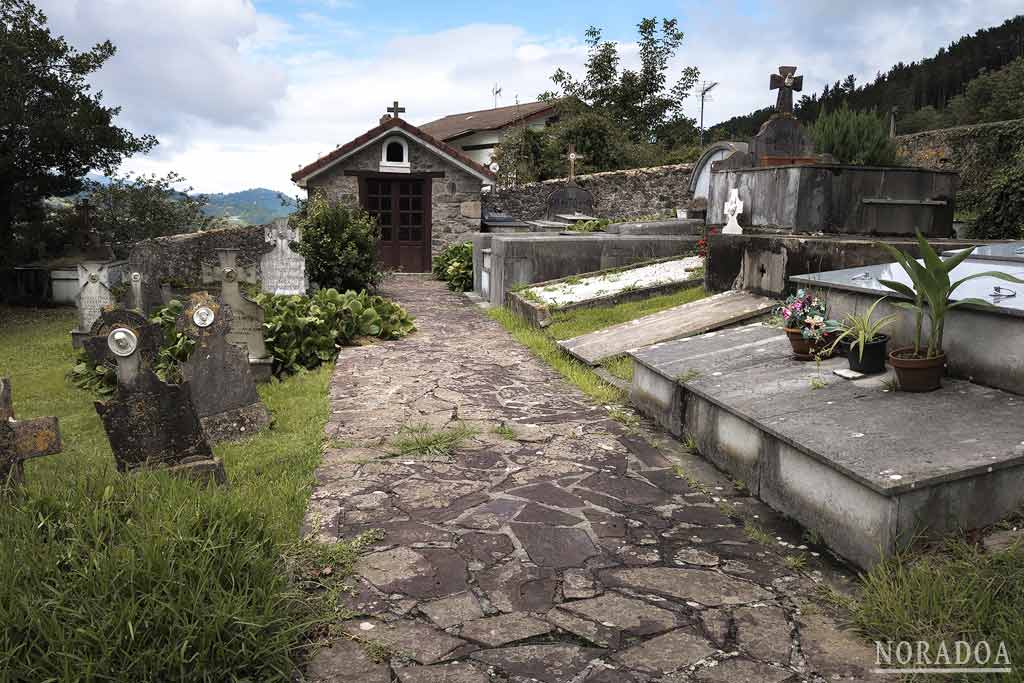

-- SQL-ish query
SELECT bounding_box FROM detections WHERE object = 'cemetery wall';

[895,118,1024,202]
[305,139,484,255]
[484,163,695,221]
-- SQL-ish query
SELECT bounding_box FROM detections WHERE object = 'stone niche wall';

[895,118,1024,206]
[304,138,484,255]
[129,224,267,313]
[484,163,695,221]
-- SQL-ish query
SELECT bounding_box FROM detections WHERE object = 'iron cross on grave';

[388,100,406,118]
[564,144,585,184]
[770,66,803,115]
[0,378,62,488]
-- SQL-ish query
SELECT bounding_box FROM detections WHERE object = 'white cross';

[723,189,744,235]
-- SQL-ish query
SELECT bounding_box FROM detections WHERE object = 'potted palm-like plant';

[826,297,896,374]
[877,232,1024,391]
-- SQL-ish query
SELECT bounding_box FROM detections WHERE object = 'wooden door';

[363,176,431,272]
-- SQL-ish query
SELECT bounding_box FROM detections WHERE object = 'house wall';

[451,117,551,165]
[305,136,484,257]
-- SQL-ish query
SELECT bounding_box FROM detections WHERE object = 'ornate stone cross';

[770,66,803,114]
[564,144,585,183]
[723,188,744,235]
[0,378,62,488]
[388,100,406,118]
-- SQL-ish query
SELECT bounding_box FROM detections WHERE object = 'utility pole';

[698,81,719,147]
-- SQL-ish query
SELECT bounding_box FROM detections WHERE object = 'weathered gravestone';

[71,260,128,348]
[0,378,62,488]
[201,248,273,382]
[87,310,226,484]
[176,292,271,443]
[749,66,815,166]
[261,218,307,295]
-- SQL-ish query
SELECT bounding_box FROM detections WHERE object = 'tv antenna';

[491,83,503,108]
[698,81,719,147]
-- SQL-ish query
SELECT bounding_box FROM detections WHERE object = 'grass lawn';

[0,305,354,681]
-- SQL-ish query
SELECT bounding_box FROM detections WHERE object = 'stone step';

[558,290,777,366]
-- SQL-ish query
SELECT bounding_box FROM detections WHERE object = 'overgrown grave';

[86,309,225,484]
[176,292,271,443]
[0,377,63,488]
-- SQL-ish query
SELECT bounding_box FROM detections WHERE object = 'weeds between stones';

[386,423,478,459]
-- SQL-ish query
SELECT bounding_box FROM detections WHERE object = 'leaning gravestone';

[71,260,128,348]
[261,218,307,295]
[1,378,62,488]
[202,249,273,382]
[88,309,226,484]
[176,292,271,443]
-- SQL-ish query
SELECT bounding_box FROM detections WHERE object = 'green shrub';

[432,241,474,292]
[291,194,383,291]
[810,103,898,166]
[257,289,415,375]
[968,146,1024,240]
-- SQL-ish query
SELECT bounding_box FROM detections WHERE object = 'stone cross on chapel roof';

[388,100,406,118]
[770,66,803,115]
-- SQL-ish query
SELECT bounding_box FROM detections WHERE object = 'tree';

[84,172,211,248]
[810,103,898,165]
[0,0,156,259]
[546,18,700,144]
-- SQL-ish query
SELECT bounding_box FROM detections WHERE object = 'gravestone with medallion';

[261,218,307,295]
[1,378,63,489]
[176,292,271,443]
[201,248,273,382]
[89,309,226,484]
[71,260,128,348]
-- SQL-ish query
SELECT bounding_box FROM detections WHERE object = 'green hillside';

[201,188,298,225]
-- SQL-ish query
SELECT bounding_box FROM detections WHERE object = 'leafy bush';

[567,218,609,233]
[291,194,382,291]
[432,242,474,292]
[810,103,898,166]
[968,146,1024,240]
[257,289,415,375]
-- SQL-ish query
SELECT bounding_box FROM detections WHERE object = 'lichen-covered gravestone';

[176,292,271,443]
[71,260,128,348]
[87,309,226,484]
[202,248,273,382]
[261,218,307,295]
[0,378,62,488]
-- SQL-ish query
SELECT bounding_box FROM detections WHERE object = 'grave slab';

[629,322,1024,567]
[559,290,777,366]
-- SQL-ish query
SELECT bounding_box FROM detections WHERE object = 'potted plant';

[877,232,1024,391]
[778,289,833,360]
[826,297,896,374]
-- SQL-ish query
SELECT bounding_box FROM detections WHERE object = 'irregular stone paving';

[305,276,876,683]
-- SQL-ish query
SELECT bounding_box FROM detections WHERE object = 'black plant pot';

[848,334,889,374]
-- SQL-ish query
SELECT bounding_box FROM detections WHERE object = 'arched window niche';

[379,136,411,173]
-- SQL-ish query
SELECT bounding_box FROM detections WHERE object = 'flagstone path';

[304,276,877,683]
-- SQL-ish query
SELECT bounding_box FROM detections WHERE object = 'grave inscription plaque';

[261,218,307,295]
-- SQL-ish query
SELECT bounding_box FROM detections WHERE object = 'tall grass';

[546,285,706,340]
[0,306,340,681]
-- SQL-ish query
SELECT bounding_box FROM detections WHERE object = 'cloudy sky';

[36,0,1022,195]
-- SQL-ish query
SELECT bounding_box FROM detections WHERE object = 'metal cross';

[769,66,803,115]
[0,378,62,488]
[388,100,406,118]
[564,144,585,182]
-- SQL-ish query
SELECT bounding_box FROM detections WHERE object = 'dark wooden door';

[363,176,430,272]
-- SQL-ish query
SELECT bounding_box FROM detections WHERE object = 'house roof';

[291,116,496,187]
[418,100,557,142]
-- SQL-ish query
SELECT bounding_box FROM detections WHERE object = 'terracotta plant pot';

[848,334,889,375]
[889,347,946,392]
[785,328,813,358]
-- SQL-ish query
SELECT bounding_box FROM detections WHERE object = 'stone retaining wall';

[484,164,695,221]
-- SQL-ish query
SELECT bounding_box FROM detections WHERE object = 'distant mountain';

[200,188,298,225]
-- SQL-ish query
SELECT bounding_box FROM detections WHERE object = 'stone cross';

[71,260,127,348]
[0,378,62,488]
[723,189,744,235]
[564,144,585,183]
[176,292,270,444]
[89,310,225,484]
[769,66,803,114]
[201,248,272,382]
[388,100,406,118]
[260,219,307,295]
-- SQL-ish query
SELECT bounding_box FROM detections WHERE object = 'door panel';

[363,177,430,272]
